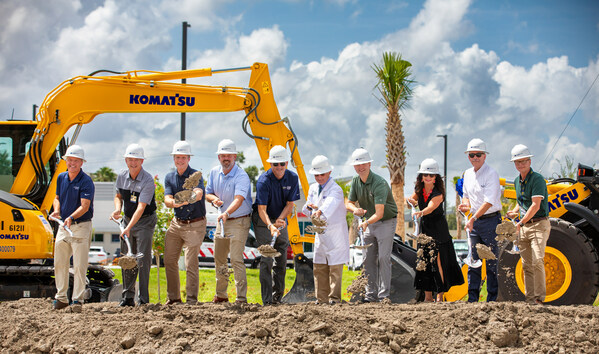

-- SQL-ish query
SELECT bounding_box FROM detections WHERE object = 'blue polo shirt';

[164,166,206,219]
[206,163,252,218]
[254,169,300,219]
[56,170,94,222]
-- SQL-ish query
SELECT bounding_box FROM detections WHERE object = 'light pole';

[437,134,448,214]
[181,21,191,141]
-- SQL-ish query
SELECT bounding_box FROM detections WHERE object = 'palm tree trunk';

[391,182,405,240]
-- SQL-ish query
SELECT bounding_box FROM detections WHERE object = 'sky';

[1,0,598,204]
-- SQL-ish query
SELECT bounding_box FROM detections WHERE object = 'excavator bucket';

[282,254,316,303]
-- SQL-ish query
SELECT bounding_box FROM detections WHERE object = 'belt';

[228,214,250,221]
[72,219,91,225]
[479,211,500,220]
[175,216,205,224]
[525,216,548,225]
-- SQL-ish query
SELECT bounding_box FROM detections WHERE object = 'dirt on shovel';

[258,244,281,258]
[119,256,137,270]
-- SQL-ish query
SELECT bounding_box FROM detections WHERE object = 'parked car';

[198,213,261,268]
[88,246,109,265]
[452,239,468,266]
[348,239,364,271]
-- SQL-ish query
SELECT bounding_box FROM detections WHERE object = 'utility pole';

[181,21,191,141]
[33,104,38,120]
[437,134,448,214]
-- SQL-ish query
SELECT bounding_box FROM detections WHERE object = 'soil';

[119,256,138,270]
[476,243,497,260]
[1,298,597,353]
[257,245,281,258]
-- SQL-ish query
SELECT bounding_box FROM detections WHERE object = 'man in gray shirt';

[111,144,157,306]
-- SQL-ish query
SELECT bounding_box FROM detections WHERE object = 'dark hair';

[414,173,446,199]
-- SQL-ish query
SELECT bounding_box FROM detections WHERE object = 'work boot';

[212,295,229,303]
[53,300,68,310]
[119,298,135,307]
[71,301,83,313]
[164,298,182,305]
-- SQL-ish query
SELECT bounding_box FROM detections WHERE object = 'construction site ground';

[1,298,597,353]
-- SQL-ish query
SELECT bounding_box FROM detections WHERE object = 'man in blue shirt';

[112,144,157,306]
[163,141,206,305]
[206,139,253,303]
[252,145,300,304]
[51,145,94,310]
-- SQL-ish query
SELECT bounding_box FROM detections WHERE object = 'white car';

[88,246,109,265]
[348,240,364,271]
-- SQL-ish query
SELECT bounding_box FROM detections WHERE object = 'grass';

[111,266,361,304]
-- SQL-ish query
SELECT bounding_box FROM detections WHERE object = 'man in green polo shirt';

[506,144,550,305]
[346,148,398,302]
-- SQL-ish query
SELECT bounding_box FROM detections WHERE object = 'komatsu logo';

[548,189,579,212]
[129,94,195,106]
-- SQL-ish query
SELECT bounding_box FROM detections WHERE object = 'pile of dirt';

[1,298,597,353]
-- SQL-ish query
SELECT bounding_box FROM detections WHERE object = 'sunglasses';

[469,153,484,158]
[422,173,436,178]
[271,162,286,167]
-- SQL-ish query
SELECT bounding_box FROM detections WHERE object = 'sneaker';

[53,300,68,310]
[212,296,229,303]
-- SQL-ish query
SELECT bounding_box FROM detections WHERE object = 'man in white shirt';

[458,138,502,302]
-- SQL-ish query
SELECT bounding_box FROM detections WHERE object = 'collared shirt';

[348,171,398,220]
[56,169,94,222]
[206,163,252,218]
[164,165,206,220]
[515,168,549,218]
[254,169,300,219]
[115,167,156,218]
[462,162,502,215]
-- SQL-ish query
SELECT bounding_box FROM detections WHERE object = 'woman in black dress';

[408,158,464,302]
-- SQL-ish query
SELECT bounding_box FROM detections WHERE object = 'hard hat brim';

[350,159,373,166]
[416,169,440,175]
[63,155,86,163]
[309,166,333,174]
[510,154,534,162]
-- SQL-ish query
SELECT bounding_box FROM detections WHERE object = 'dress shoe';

[212,295,229,303]
[164,298,182,305]
[53,300,68,310]
[119,298,135,307]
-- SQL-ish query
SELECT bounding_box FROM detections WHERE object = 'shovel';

[214,206,233,239]
[459,211,482,268]
[48,215,74,241]
[350,216,372,250]
[405,200,419,240]
[110,217,144,270]
[258,225,284,258]
[504,217,521,255]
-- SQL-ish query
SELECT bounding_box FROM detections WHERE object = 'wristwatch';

[472,216,478,221]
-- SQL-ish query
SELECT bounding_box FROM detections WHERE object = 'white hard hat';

[171,141,193,156]
[350,148,373,166]
[215,139,238,155]
[309,155,333,175]
[510,144,534,161]
[465,138,488,153]
[266,145,290,163]
[63,145,86,162]
[123,143,145,159]
[417,158,440,175]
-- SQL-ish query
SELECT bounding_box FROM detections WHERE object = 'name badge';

[130,195,137,203]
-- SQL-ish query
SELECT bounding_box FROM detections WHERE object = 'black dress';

[413,187,464,293]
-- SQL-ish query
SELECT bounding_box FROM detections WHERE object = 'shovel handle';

[48,215,74,237]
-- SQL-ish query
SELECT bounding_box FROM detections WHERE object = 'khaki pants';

[214,215,251,301]
[54,221,92,303]
[164,218,206,303]
[313,262,344,303]
[519,218,551,302]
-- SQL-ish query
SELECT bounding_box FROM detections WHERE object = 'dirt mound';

[1,298,597,352]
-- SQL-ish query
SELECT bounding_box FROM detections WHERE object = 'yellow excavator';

[0,63,321,302]
[444,164,599,304]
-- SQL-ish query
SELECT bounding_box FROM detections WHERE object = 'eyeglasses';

[271,162,286,167]
[422,173,436,178]
[469,153,484,158]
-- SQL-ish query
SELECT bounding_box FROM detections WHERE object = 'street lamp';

[181,21,191,141]
[437,134,447,214]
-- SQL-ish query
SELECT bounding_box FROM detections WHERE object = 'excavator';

[0,62,325,302]
[444,164,599,305]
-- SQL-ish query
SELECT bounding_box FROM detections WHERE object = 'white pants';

[54,221,92,303]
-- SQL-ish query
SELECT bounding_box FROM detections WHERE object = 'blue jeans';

[467,215,500,302]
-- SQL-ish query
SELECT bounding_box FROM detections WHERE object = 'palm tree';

[372,52,414,240]
[91,166,117,182]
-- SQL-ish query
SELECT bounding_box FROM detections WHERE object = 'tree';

[556,155,576,179]
[244,165,260,192]
[152,176,173,303]
[372,52,414,239]
[91,166,117,182]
